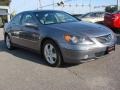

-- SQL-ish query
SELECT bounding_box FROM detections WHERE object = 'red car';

[104,11,120,29]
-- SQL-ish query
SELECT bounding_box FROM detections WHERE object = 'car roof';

[19,10,64,14]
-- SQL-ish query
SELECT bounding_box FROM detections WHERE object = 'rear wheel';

[42,40,62,67]
[5,35,14,50]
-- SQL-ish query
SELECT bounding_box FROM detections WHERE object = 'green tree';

[105,5,117,13]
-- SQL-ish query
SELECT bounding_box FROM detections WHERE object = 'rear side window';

[11,14,22,25]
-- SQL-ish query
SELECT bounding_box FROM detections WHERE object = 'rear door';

[10,13,23,45]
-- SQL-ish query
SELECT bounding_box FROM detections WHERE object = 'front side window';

[35,11,78,25]
[21,13,35,25]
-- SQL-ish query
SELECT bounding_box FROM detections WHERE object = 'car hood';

[46,21,113,37]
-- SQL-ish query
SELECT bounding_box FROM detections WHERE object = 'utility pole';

[117,0,120,10]
[53,0,55,9]
[89,0,92,12]
[38,0,42,10]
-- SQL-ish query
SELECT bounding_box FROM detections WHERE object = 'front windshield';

[35,11,79,25]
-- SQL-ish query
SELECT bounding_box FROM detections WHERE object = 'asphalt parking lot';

[0,28,120,90]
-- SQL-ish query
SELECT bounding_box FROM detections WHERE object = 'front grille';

[96,34,112,44]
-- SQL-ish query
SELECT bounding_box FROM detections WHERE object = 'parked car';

[4,10,116,67]
[104,11,120,29]
[81,12,105,23]
[72,14,83,20]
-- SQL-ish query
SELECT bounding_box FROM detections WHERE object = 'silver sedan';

[4,10,116,67]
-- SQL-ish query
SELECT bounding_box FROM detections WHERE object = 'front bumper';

[59,43,115,63]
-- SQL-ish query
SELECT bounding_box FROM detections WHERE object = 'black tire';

[5,35,14,50]
[42,40,63,67]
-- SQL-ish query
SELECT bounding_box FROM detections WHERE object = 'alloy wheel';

[44,43,57,64]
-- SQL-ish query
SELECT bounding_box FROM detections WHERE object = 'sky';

[10,0,117,14]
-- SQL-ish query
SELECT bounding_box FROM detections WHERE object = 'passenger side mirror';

[24,23,38,29]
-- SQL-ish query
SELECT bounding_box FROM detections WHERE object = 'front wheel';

[42,40,62,67]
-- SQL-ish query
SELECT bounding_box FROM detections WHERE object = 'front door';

[19,13,40,50]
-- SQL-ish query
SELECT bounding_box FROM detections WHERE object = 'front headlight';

[64,34,94,45]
